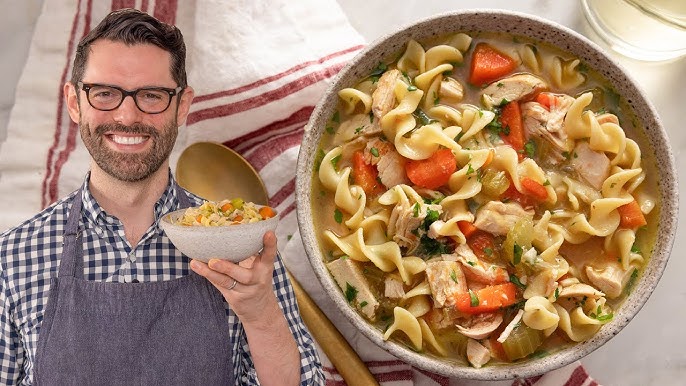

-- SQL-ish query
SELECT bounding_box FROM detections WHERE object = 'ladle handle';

[287,271,379,386]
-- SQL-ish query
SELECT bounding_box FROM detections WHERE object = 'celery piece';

[230,198,245,210]
[501,324,544,361]
[481,170,510,197]
[502,218,534,265]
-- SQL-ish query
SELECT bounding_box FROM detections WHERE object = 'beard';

[80,119,178,182]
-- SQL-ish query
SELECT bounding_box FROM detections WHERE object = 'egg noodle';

[174,199,276,226]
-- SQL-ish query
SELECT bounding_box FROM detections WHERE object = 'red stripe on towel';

[244,129,303,172]
[187,62,346,125]
[193,45,363,103]
[270,179,295,208]
[563,365,591,386]
[42,0,92,207]
[153,0,177,25]
[111,0,134,10]
[416,368,450,386]
[223,106,313,153]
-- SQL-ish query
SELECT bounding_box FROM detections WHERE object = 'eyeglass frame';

[77,82,184,114]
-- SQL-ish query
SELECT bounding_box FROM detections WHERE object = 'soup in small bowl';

[295,10,677,380]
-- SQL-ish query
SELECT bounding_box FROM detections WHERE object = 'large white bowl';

[295,9,678,380]
[160,206,279,263]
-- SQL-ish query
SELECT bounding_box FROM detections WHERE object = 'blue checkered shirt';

[0,172,323,385]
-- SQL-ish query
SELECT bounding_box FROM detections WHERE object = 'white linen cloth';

[0,0,598,384]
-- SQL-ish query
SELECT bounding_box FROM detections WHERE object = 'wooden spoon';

[176,141,379,386]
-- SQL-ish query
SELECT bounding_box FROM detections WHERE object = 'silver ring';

[227,279,238,290]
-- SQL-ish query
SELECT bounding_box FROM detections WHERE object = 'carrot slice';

[458,220,479,239]
[352,151,384,196]
[259,206,276,219]
[520,177,548,201]
[501,179,536,209]
[467,230,497,261]
[499,101,525,158]
[453,282,518,315]
[221,203,234,213]
[617,200,647,229]
[405,149,457,189]
[535,92,554,110]
[469,43,517,86]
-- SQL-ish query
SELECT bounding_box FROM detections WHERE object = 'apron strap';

[58,188,84,279]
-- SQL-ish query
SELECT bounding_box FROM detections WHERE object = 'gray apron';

[34,185,235,385]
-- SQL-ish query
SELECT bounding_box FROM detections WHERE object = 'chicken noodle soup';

[311,32,658,368]
[174,198,277,226]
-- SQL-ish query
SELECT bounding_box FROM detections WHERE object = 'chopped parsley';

[345,282,358,303]
[332,111,340,123]
[359,301,369,308]
[513,243,523,265]
[466,163,475,175]
[369,62,388,83]
[407,85,418,91]
[413,202,420,217]
[543,179,551,186]
[331,154,342,169]
[631,243,641,254]
[524,140,536,158]
[450,270,459,283]
[509,274,526,290]
[370,147,380,157]
[469,289,479,307]
[333,208,343,224]
[412,108,437,125]
[483,247,493,257]
[354,126,364,134]
[326,126,335,134]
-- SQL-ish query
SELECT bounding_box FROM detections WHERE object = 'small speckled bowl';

[160,207,279,263]
[295,9,678,380]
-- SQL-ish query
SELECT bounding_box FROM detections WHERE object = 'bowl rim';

[295,8,679,380]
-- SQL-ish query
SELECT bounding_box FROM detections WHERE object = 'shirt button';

[129,253,137,262]
[131,279,139,283]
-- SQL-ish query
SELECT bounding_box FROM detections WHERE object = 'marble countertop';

[336,1,685,385]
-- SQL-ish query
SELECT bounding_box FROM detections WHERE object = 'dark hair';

[70,8,187,88]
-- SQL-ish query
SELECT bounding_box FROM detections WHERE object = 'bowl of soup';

[160,198,278,263]
[295,9,677,380]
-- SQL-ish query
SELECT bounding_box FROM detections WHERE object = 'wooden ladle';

[175,141,378,386]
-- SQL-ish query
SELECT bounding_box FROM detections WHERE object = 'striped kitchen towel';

[0,0,598,385]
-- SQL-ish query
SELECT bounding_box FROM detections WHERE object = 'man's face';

[65,40,193,182]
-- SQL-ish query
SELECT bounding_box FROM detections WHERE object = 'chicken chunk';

[453,244,509,284]
[570,141,611,190]
[363,138,410,188]
[481,74,547,108]
[467,339,491,368]
[425,261,468,308]
[385,276,406,299]
[327,258,380,320]
[586,262,633,299]
[439,77,465,103]
[474,201,534,236]
[522,93,575,164]
[388,202,441,252]
[372,69,401,119]
[456,312,504,339]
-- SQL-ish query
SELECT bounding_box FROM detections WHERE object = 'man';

[0,8,323,385]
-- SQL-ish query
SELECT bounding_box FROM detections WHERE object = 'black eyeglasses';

[77,82,184,114]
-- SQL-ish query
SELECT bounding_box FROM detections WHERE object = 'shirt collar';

[79,169,182,228]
